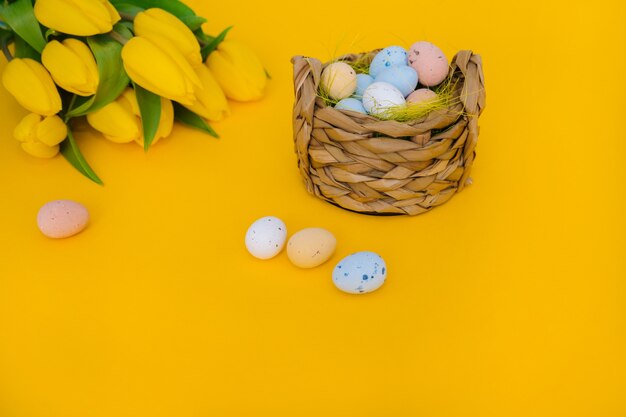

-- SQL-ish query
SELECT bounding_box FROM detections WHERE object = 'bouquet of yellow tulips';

[0,0,267,184]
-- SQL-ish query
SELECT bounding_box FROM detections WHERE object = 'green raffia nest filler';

[292,49,486,216]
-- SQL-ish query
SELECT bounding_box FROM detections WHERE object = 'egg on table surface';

[320,62,357,100]
[287,228,337,268]
[332,251,387,294]
[362,82,406,116]
[334,97,367,114]
[408,41,449,87]
[369,46,408,78]
[406,88,438,104]
[245,216,287,259]
[374,65,418,97]
[353,73,374,98]
[37,199,89,239]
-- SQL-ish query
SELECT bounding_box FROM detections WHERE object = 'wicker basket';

[291,50,486,216]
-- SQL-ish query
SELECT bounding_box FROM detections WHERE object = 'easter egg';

[334,98,367,114]
[362,82,406,116]
[408,41,449,87]
[37,200,89,239]
[406,88,437,104]
[245,216,287,259]
[332,251,387,294]
[374,66,418,97]
[287,228,337,268]
[369,46,408,78]
[320,62,357,100]
[353,73,374,98]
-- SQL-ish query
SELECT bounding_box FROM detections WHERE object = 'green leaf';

[13,34,40,60]
[60,129,103,185]
[110,0,201,30]
[1,0,46,53]
[133,83,161,151]
[179,14,206,31]
[173,103,218,138]
[201,26,232,61]
[114,3,144,18]
[67,34,129,117]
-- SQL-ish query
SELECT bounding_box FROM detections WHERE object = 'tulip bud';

[2,58,62,116]
[14,113,67,158]
[183,65,229,122]
[34,0,121,36]
[42,39,99,96]
[134,8,202,65]
[206,39,267,102]
[86,88,174,146]
[122,36,200,106]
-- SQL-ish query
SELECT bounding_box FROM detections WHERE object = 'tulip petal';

[207,40,266,102]
[14,113,42,142]
[34,0,119,36]
[2,58,62,116]
[21,141,60,158]
[183,65,230,121]
[42,39,98,96]
[86,100,140,143]
[36,115,68,146]
[122,37,198,105]
[134,8,202,65]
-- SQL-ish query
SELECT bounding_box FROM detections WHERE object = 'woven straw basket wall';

[292,50,486,216]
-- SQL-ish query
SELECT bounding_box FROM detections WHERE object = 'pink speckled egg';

[408,41,449,87]
[406,88,438,104]
[37,200,89,238]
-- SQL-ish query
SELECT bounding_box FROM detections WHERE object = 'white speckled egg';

[332,251,387,294]
[408,41,449,87]
[369,46,408,77]
[406,88,438,104]
[320,62,357,100]
[374,66,419,97]
[353,73,374,98]
[287,228,336,268]
[245,216,287,259]
[362,82,406,116]
[37,200,89,239]
[334,98,367,114]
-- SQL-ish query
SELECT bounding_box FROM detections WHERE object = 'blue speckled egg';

[334,98,367,114]
[332,251,387,294]
[375,66,418,97]
[369,46,408,78]
[353,74,374,98]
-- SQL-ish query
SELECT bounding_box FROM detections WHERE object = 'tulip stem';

[64,95,77,123]
[119,12,136,21]
[109,31,128,45]
[1,38,13,62]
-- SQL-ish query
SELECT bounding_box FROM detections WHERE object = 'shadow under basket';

[291,50,486,216]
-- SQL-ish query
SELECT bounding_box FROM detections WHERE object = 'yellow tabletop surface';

[1,0,625,416]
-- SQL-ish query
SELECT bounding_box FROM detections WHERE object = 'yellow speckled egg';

[320,62,357,100]
[287,228,337,268]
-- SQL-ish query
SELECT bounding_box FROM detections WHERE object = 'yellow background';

[1,0,625,416]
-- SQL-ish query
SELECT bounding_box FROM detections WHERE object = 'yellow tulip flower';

[134,8,202,65]
[183,65,229,122]
[42,39,99,96]
[206,39,267,102]
[86,88,174,146]
[34,0,120,36]
[122,36,200,106]
[2,58,62,116]
[14,113,67,158]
